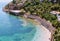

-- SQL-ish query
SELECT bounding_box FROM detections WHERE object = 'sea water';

[0,1,37,41]
[0,0,51,41]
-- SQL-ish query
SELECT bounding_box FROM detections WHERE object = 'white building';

[57,14,60,21]
[50,11,60,21]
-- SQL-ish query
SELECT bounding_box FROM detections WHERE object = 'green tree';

[13,0,16,4]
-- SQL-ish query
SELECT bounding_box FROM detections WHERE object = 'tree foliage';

[23,0,60,41]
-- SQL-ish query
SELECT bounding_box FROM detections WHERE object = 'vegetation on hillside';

[5,0,60,41]
[22,0,60,41]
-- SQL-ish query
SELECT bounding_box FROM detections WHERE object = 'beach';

[32,24,51,41]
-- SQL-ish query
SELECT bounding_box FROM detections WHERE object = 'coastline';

[19,17,51,41]
[3,1,56,41]
[21,15,56,41]
[18,16,55,41]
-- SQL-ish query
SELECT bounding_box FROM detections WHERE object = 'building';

[57,14,60,21]
[50,11,60,21]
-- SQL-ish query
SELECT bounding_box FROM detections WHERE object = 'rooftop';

[50,11,60,14]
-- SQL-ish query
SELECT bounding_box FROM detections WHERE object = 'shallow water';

[0,0,50,41]
[0,1,37,41]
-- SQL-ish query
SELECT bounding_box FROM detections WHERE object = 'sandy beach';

[32,24,51,41]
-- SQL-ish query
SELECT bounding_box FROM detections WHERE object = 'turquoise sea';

[0,1,37,41]
[0,0,50,41]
